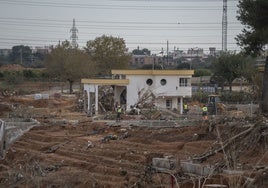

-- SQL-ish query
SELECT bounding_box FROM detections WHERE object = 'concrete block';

[34,94,42,100]
[42,94,49,99]
[152,157,176,170]
[180,160,215,176]
[34,93,49,100]
[0,120,6,158]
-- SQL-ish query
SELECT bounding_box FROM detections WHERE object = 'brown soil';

[0,93,268,188]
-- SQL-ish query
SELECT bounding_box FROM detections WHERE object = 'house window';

[179,78,189,87]
[135,58,138,64]
[160,79,167,86]
[146,78,153,86]
[166,99,172,109]
[140,57,144,65]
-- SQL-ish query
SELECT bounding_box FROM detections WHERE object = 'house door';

[166,99,172,109]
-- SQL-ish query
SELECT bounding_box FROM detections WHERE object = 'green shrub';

[194,69,212,77]
[220,91,253,103]
[3,71,23,85]
[23,70,38,79]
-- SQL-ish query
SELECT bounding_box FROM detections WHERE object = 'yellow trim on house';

[81,78,129,85]
[111,69,194,76]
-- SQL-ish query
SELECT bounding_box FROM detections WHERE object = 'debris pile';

[0,91,267,187]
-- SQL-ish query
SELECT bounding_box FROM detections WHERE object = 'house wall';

[125,75,192,110]
[82,71,193,115]
[155,97,180,110]
[114,86,126,106]
[154,76,192,97]
[84,84,98,114]
[126,75,151,110]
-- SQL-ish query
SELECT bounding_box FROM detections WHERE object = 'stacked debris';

[135,89,156,109]
[177,115,268,187]
[98,86,115,112]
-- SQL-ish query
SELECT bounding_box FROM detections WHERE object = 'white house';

[81,69,194,115]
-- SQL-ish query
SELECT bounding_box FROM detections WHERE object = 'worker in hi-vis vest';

[202,105,208,121]
[116,106,122,122]
[183,103,189,114]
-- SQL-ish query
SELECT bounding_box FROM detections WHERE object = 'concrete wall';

[152,158,176,170]
[114,86,126,107]
[0,120,5,158]
[0,118,39,159]
[84,84,97,114]
[126,75,192,110]
[180,160,215,176]
[126,75,151,110]
[155,97,180,110]
[83,74,192,112]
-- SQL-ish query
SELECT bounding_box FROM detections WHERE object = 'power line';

[0,37,238,45]
[0,0,243,51]
[0,22,242,30]
[0,17,241,25]
[0,0,239,10]
[0,33,239,39]
[112,0,238,2]
[0,25,241,40]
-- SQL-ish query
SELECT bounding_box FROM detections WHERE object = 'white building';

[82,69,194,115]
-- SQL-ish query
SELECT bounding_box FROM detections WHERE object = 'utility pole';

[161,47,164,69]
[190,48,192,70]
[70,18,78,48]
[167,40,169,66]
[222,0,227,52]
[20,48,22,65]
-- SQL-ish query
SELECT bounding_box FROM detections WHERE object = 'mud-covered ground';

[0,94,268,188]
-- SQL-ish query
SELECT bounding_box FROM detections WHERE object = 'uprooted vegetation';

[1,118,268,187]
[0,89,268,187]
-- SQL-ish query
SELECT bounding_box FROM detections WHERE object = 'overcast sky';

[0,0,244,54]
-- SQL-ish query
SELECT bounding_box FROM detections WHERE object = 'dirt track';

[0,94,268,187]
[1,120,216,187]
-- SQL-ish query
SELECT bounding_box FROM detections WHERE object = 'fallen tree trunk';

[192,125,254,162]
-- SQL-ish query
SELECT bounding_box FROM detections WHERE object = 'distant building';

[32,46,51,54]
[0,49,11,57]
[129,47,224,69]
[130,54,162,68]
[187,47,204,58]
[209,47,216,56]
[172,49,185,59]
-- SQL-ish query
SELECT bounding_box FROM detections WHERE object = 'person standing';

[202,104,208,121]
[116,105,122,122]
[183,103,189,114]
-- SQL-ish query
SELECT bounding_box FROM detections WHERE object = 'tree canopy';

[45,40,95,93]
[212,53,256,92]
[8,45,45,68]
[132,48,151,55]
[193,69,212,77]
[9,45,32,65]
[85,35,130,76]
[236,0,268,56]
[236,0,268,113]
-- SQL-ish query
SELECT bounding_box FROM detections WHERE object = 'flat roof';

[111,69,194,76]
[81,78,129,85]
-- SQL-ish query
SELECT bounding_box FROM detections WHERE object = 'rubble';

[0,91,267,187]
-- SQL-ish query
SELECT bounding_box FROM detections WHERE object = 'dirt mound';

[0,64,26,71]
[0,116,267,187]
[0,92,267,187]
